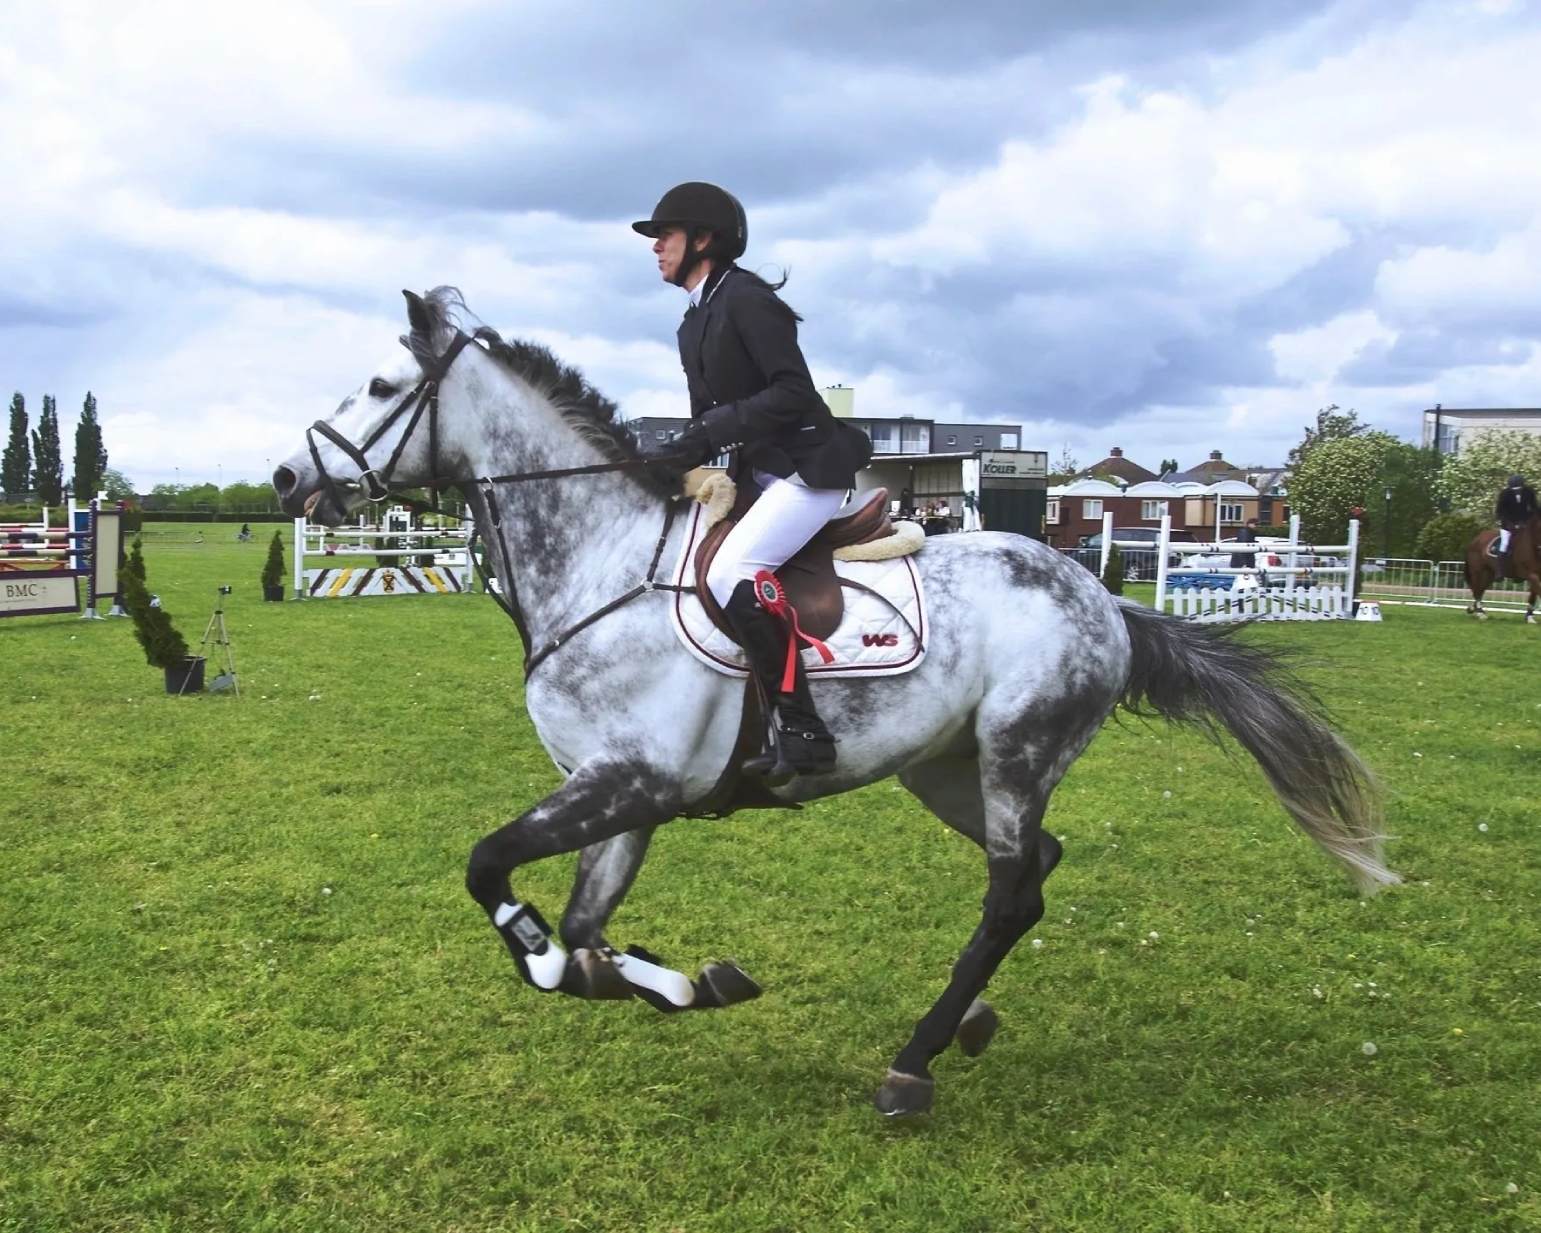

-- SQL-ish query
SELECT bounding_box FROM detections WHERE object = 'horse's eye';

[369,378,395,399]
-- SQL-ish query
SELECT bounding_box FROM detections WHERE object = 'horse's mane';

[415,286,676,498]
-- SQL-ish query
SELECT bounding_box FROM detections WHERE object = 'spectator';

[1230,517,1259,569]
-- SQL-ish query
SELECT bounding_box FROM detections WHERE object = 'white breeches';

[1499,528,1512,553]
[706,470,851,606]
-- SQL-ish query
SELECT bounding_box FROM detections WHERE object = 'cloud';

[3,0,1541,488]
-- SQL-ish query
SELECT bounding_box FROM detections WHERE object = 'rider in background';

[1495,473,1537,579]
[634,182,872,779]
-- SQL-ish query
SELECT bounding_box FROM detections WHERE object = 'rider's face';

[652,226,711,284]
[653,227,686,283]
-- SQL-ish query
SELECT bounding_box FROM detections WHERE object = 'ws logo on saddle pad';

[669,501,927,680]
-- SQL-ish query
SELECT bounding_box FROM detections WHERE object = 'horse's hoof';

[955,999,999,1058]
[874,1069,936,1117]
[693,961,762,1008]
[558,948,634,1000]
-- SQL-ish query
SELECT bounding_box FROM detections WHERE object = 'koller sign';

[980,450,1048,480]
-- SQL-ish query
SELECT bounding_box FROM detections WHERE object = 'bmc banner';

[0,570,80,619]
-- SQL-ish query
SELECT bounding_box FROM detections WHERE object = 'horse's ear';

[403,289,431,337]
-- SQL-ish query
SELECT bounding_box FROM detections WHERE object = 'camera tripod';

[184,589,240,696]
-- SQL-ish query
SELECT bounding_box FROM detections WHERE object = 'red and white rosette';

[754,569,834,690]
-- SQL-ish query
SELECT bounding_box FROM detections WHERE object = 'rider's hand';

[667,422,717,469]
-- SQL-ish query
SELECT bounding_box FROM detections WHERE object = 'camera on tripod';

[181,585,240,696]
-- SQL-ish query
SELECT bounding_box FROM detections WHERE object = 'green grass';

[2,527,1538,1232]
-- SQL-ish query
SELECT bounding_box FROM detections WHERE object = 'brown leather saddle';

[695,486,895,640]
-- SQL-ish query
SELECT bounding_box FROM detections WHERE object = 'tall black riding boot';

[723,579,837,782]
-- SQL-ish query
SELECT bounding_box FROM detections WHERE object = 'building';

[625,385,1046,537]
[1045,477,1288,549]
[1164,449,1244,485]
[1076,446,1157,486]
[1422,405,1541,455]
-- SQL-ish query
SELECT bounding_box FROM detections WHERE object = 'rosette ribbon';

[753,569,834,692]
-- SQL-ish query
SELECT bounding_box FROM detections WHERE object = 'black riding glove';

[668,422,718,469]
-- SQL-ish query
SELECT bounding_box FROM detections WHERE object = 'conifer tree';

[72,391,108,499]
[30,395,64,506]
[2,392,29,497]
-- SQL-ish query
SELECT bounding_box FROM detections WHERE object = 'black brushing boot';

[723,579,837,782]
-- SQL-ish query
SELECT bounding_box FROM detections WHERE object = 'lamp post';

[1383,486,1392,558]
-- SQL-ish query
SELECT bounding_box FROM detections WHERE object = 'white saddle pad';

[668,501,927,679]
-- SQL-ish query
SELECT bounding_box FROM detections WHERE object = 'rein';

[308,328,689,679]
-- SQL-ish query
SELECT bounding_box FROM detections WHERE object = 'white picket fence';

[1095,512,1361,623]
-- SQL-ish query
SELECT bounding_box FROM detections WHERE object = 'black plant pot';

[164,656,206,695]
[263,584,285,601]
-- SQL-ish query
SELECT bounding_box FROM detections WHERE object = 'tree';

[100,468,136,499]
[1102,542,1125,595]
[262,530,286,595]
[1434,429,1541,516]
[3,392,29,497]
[72,391,108,499]
[1287,404,1366,468]
[1287,432,1394,542]
[122,559,190,670]
[30,394,63,506]
[1415,512,1487,563]
[221,480,276,511]
[1375,443,1442,558]
[1049,443,1079,479]
[1159,457,1179,476]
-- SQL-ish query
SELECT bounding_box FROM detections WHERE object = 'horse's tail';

[1117,601,1399,895]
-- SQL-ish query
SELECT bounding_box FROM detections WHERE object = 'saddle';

[695,485,897,640]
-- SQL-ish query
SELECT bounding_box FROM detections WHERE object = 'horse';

[1463,516,1541,623]
[272,288,1398,1117]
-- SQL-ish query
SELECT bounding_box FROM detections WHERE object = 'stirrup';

[741,703,836,783]
[739,689,837,782]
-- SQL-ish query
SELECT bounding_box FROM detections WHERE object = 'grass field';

[2,527,1538,1232]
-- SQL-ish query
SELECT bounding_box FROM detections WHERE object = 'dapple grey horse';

[273,289,1397,1117]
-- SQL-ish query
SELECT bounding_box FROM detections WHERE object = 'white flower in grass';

[1148,931,1159,941]
[321,886,333,896]
[1361,1041,1378,1056]
[1478,823,1489,833]
[1507,1183,1519,1195]
[1031,938,1044,949]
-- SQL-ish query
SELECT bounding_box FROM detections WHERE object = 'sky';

[3,0,1540,488]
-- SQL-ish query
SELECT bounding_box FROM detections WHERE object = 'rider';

[1495,473,1537,579]
[634,182,872,780]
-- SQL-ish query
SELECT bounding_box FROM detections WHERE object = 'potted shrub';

[122,538,201,694]
[1102,542,1125,595]
[262,530,286,601]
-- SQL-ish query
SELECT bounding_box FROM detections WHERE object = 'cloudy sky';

[4,0,1539,488]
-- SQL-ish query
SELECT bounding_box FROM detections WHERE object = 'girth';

[694,486,894,640]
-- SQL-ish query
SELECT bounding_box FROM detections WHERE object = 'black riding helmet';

[1508,474,1526,487]
[633,182,747,285]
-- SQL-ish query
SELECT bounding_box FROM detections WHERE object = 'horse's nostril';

[273,465,297,497]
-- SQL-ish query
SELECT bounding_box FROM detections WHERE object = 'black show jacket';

[678,266,871,490]
[1496,483,1538,525]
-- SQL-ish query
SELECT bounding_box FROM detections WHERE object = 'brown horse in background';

[1465,513,1541,623]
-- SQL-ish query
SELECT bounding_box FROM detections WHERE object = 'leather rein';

[305,328,688,679]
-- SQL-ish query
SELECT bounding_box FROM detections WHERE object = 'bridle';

[304,327,691,678]
[305,331,474,512]
[306,329,662,511]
